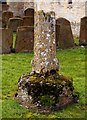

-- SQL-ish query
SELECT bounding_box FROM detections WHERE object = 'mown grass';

[1,47,86,119]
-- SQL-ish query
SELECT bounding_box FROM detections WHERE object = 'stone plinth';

[16,71,78,113]
[79,16,87,45]
[15,26,34,53]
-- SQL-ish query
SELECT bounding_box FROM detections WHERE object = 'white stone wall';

[36,0,86,36]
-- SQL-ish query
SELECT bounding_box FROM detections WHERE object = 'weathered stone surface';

[24,2,34,10]
[15,26,34,53]
[0,28,13,54]
[79,16,87,45]
[8,2,24,17]
[7,17,23,32]
[32,11,59,74]
[16,71,78,113]
[24,8,34,17]
[22,16,34,26]
[56,18,74,49]
[16,9,78,113]
[2,11,13,28]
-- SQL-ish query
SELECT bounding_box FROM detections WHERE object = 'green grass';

[1,47,86,119]
[13,32,17,48]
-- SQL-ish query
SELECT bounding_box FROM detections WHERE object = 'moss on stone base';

[16,70,79,113]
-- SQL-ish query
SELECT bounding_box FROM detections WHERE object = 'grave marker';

[7,17,23,32]
[2,11,13,28]
[56,17,74,49]
[22,16,34,26]
[24,8,34,17]
[0,28,13,54]
[79,16,87,45]
[15,26,34,53]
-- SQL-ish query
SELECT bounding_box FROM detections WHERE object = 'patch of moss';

[19,70,75,108]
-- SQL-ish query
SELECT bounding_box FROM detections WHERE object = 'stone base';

[15,70,79,114]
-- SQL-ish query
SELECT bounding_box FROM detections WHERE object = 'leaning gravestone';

[7,17,23,32]
[0,28,13,54]
[22,16,34,26]
[56,18,74,49]
[24,8,34,17]
[16,10,78,113]
[2,11,13,28]
[79,16,87,45]
[15,26,34,53]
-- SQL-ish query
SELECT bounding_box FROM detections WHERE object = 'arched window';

[0,0,7,4]
[68,0,72,4]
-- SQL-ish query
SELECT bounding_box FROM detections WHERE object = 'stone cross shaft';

[32,11,59,74]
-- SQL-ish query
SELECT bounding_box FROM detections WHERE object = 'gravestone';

[56,18,74,49]
[2,11,13,28]
[15,26,34,53]
[0,28,13,54]
[16,10,78,113]
[24,8,34,17]
[79,16,87,45]
[7,17,23,32]
[22,16,34,26]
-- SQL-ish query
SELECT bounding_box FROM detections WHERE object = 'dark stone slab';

[24,8,34,17]
[7,17,23,32]
[79,16,87,45]
[56,18,74,49]
[2,11,13,28]
[0,28,13,54]
[15,26,34,53]
[22,16,34,26]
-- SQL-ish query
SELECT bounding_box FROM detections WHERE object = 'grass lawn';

[1,47,86,119]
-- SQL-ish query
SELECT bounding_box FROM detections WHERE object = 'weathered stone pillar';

[32,11,59,74]
[16,1,78,114]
